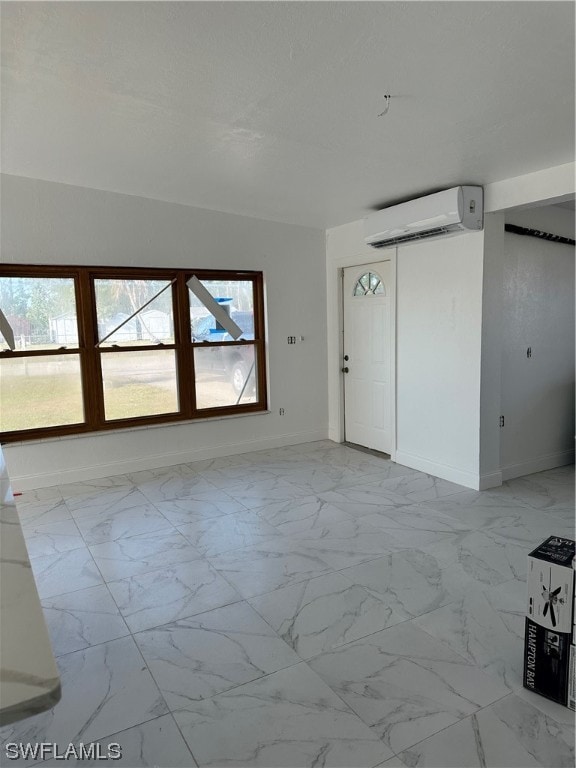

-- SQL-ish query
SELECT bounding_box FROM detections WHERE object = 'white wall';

[394,233,485,487]
[1,175,328,489]
[478,167,575,487]
[325,220,393,447]
[326,167,575,491]
[485,162,575,213]
[326,218,485,489]
[478,212,505,488]
[499,205,575,479]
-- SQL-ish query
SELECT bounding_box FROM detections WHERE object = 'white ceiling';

[1,2,574,229]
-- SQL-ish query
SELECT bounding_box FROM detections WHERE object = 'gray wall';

[500,206,575,477]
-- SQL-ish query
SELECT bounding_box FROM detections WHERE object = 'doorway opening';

[500,200,575,480]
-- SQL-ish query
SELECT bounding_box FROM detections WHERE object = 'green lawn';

[105,382,178,420]
[1,375,83,432]
[0,375,177,432]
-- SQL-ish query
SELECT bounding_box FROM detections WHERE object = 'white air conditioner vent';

[364,186,483,249]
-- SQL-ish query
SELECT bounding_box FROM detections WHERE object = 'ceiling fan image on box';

[541,569,565,628]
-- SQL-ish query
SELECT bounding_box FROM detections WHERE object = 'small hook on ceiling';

[378,94,391,117]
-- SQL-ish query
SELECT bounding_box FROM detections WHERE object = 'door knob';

[341,367,349,373]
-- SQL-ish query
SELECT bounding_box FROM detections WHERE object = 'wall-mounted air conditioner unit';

[364,186,483,248]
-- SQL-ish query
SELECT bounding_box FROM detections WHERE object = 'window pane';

[0,277,78,351]
[0,354,84,431]
[354,272,385,297]
[189,279,254,342]
[101,350,178,420]
[194,345,257,409]
[95,279,175,347]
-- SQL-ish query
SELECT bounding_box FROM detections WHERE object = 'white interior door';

[343,261,392,453]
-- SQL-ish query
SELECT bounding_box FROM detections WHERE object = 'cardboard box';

[573,554,576,638]
[527,537,575,634]
[523,618,571,704]
[568,645,576,711]
[524,536,575,707]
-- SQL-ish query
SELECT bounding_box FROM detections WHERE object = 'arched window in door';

[353,271,385,296]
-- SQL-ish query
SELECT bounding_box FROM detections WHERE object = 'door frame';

[328,246,397,460]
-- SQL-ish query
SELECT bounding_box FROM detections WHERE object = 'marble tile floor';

[1,441,574,767]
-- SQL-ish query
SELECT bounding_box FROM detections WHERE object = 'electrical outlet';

[279,408,285,415]
[287,336,296,344]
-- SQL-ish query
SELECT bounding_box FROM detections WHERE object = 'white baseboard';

[394,451,481,490]
[7,429,328,490]
[501,450,575,482]
[328,427,341,443]
[478,470,503,490]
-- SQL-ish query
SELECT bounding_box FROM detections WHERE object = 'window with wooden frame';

[0,265,267,442]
